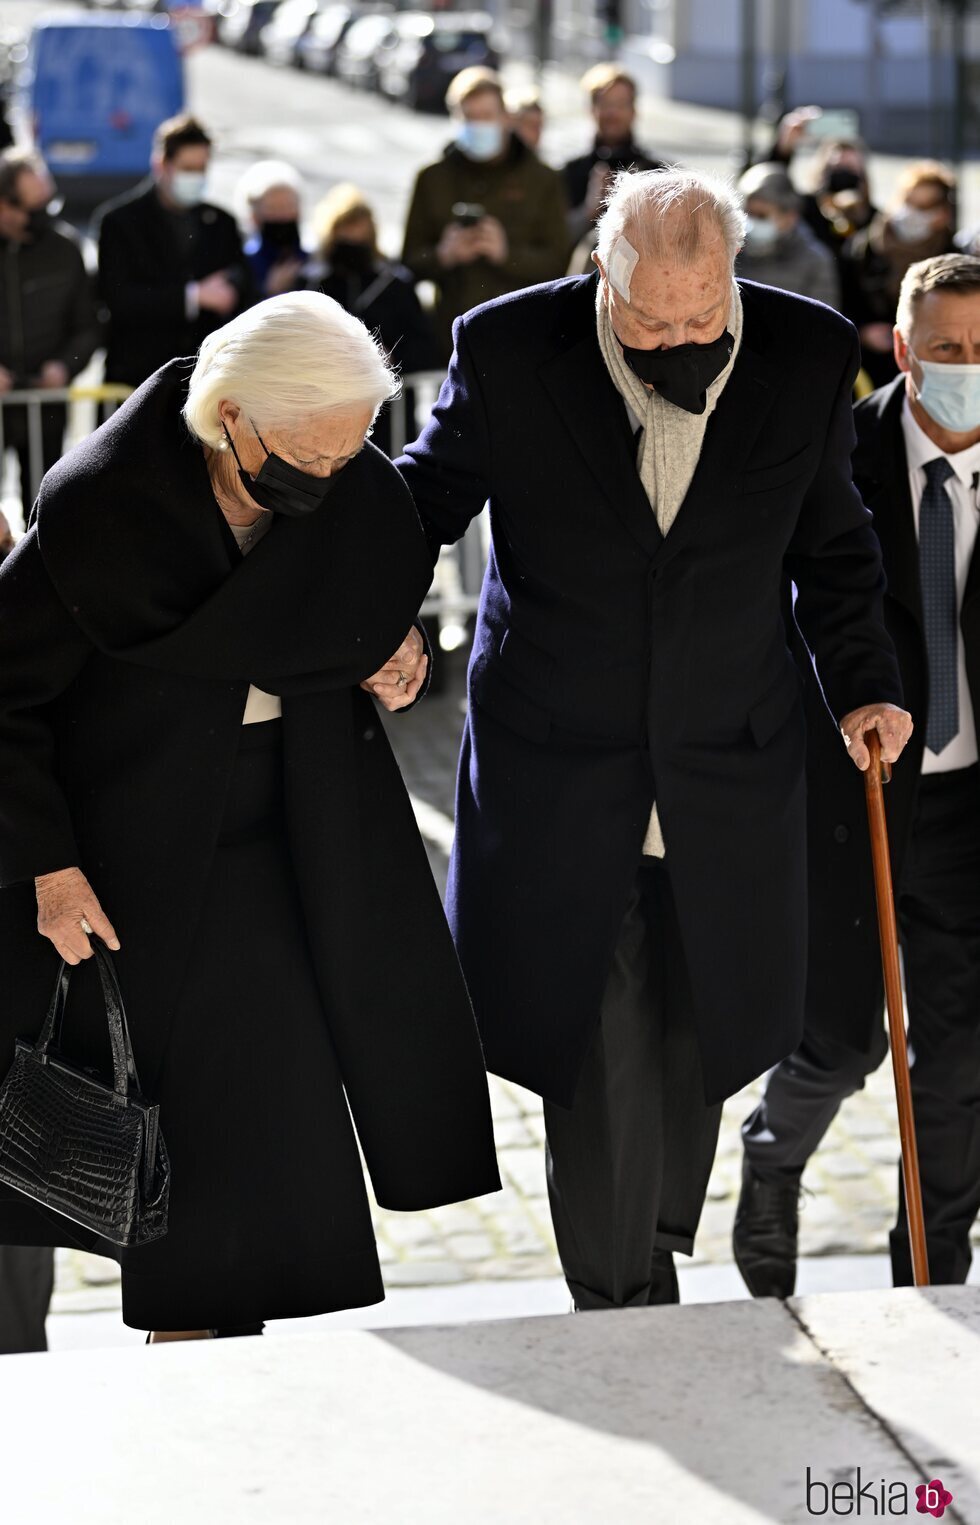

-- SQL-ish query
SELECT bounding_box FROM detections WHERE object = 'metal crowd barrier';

[1,373,488,638]
[0,384,132,521]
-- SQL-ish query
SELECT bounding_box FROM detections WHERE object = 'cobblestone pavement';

[53,666,978,1310]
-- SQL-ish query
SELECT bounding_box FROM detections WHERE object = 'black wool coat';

[0,361,499,1254]
[96,181,251,387]
[397,274,903,1110]
[796,376,980,1050]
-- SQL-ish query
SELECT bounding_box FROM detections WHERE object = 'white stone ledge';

[1,1287,976,1524]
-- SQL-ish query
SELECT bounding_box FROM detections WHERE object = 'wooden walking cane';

[862,728,930,1287]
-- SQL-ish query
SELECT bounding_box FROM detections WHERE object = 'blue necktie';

[920,456,958,754]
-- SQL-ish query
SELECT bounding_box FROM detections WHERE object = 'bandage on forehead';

[607,235,639,303]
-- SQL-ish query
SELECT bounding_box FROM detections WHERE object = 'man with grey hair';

[399,167,911,1310]
[735,252,980,1297]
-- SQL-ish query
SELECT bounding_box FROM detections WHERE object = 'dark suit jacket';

[96,180,250,387]
[797,375,980,1049]
[397,274,903,1108]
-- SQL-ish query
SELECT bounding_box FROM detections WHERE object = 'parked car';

[23,12,184,211]
[216,0,281,53]
[378,11,498,111]
[257,0,319,65]
[297,2,389,76]
[332,10,395,90]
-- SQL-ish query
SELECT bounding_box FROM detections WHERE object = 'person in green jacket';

[401,67,568,362]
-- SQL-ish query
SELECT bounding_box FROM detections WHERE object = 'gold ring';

[396,672,409,688]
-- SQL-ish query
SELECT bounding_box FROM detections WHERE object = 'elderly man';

[735,253,980,1296]
[398,168,912,1310]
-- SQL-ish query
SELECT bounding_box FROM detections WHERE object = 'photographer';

[401,67,567,362]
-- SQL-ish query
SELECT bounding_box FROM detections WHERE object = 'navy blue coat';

[398,275,903,1109]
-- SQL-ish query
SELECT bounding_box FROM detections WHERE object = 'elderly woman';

[0,291,499,1342]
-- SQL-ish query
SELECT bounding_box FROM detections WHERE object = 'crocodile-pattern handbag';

[0,940,170,1247]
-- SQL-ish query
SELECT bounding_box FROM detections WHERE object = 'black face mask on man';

[620,330,735,415]
[222,420,339,518]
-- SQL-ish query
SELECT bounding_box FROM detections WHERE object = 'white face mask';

[909,348,980,434]
[890,204,939,245]
[169,171,207,209]
[456,120,505,163]
[743,216,780,254]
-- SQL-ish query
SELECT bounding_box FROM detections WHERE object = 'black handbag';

[0,940,170,1247]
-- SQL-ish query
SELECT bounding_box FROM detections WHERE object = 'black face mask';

[223,421,338,518]
[259,219,301,253]
[824,167,862,196]
[330,240,375,276]
[619,330,735,415]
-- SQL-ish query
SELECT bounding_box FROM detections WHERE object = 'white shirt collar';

[901,393,980,492]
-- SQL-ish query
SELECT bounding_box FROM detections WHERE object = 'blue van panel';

[27,14,185,182]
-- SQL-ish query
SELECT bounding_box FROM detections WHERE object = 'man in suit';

[735,253,980,1293]
[95,114,250,389]
[398,168,912,1310]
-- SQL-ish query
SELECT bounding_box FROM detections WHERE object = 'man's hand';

[0,365,14,395]
[839,703,913,773]
[197,272,239,315]
[35,866,121,966]
[436,223,482,269]
[473,216,509,266]
[265,256,305,297]
[38,360,69,389]
[360,628,428,713]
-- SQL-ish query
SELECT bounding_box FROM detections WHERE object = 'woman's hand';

[360,627,428,713]
[35,867,120,965]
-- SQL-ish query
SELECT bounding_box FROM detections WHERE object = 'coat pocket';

[748,667,801,748]
[741,445,813,497]
[470,630,555,744]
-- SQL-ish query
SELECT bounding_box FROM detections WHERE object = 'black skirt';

[115,719,384,1330]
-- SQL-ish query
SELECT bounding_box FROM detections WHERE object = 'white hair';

[236,158,303,211]
[183,291,399,450]
[595,167,747,276]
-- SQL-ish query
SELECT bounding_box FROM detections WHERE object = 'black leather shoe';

[732,1158,802,1299]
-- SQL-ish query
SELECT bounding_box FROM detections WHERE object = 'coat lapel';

[854,379,921,629]
[538,284,663,559]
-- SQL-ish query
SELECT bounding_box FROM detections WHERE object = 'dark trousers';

[1,401,65,517]
[544,860,723,1310]
[0,1245,54,1354]
[743,765,980,1286]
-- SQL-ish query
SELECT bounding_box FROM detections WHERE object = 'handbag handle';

[36,940,144,1100]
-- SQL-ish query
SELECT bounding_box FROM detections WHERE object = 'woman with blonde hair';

[842,159,957,387]
[310,184,436,454]
[0,291,499,1345]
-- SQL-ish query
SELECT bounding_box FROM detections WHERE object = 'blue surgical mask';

[743,216,780,254]
[456,121,505,162]
[910,350,980,434]
[170,171,207,209]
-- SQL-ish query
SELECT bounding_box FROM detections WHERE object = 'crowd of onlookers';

[0,57,976,543]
